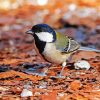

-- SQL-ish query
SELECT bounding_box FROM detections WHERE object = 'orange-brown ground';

[0,1,100,100]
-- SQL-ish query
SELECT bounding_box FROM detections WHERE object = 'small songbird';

[26,24,80,76]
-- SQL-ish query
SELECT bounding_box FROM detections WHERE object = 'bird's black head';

[26,24,56,42]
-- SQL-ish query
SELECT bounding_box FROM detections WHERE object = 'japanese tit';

[26,24,80,76]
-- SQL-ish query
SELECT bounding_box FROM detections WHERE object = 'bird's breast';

[42,43,71,64]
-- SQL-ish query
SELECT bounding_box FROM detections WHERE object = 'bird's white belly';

[42,43,71,64]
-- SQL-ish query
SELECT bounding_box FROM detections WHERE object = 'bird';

[26,24,80,77]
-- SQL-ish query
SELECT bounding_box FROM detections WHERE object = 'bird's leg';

[58,62,67,77]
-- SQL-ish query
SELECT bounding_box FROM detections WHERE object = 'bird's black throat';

[33,34,46,54]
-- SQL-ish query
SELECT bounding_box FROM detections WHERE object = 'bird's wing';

[55,32,80,53]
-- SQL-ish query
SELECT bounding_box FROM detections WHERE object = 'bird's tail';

[79,46,100,52]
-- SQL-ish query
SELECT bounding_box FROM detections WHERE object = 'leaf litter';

[0,1,100,100]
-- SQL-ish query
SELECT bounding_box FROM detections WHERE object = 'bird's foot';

[57,62,67,78]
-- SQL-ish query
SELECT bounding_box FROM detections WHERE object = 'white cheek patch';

[35,32,53,42]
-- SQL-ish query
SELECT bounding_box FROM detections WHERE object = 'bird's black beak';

[26,30,33,35]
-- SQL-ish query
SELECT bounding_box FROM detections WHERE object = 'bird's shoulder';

[55,32,69,53]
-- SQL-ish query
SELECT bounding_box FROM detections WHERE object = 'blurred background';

[0,0,100,53]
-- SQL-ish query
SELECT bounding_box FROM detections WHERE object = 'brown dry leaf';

[0,70,43,82]
[0,95,20,100]
[72,51,99,61]
[73,94,88,100]
[1,80,20,86]
[69,80,82,90]
[41,91,58,100]
[1,59,19,65]
[10,87,22,94]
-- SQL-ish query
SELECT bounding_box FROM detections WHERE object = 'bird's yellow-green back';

[55,32,80,53]
[55,32,69,51]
